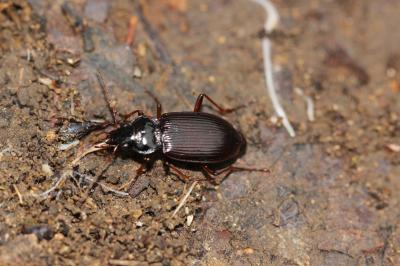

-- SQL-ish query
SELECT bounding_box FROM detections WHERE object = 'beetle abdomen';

[160,112,244,163]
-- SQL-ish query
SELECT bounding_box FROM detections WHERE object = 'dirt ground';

[0,0,399,265]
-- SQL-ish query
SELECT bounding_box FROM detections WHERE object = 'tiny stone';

[243,248,254,254]
[53,233,64,240]
[270,116,278,124]
[38,77,52,87]
[136,221,144,227]
[45,130,57,142]
[131,209,143,219]
[386,144,400,152]
[217,35,226,44]
[386,68,397,78]
[186,215,194,227]
[41,164,53,177]
[59,245,71,254]
[133,66,142,78]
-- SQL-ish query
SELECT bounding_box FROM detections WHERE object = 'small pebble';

[38,77,52,87]
[41,164,53,177]
[133,66,142,78]
[136,221,144,227]
[270,115,278,124]
[186,215,194,227]
[243,248,254,254]
[386,143,400,152]
[45,130,57,142]
[131,209,143,219]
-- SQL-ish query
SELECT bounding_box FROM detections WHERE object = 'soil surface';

[0,0,399,265]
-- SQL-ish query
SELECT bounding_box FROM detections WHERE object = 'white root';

[32,170,71,198]
[172,181,198,217]
[294,87,315,122]
[58,140,80,151]
[81,175,129,197]
[71,141,109,166]
[13,184,24,205]
[249,0,279,32]
[249,0,296,137]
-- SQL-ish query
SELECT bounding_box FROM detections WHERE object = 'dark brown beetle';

[71,73,269,192]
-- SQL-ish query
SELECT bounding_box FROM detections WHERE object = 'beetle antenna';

[96,71,118,124]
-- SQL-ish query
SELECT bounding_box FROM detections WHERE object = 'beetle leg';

[202,165,270,183]
[194,93,240,114]
[202,165,231,184]
[119,164,147,190]
[79,154,116,205]
[87,154,115,190]
[96,72,120,125]
[144,89,163,119]
[156,102,162,119]
[167,164,190,182]
[121,110,144,121]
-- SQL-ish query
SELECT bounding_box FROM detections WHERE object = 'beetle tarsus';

[194,93,238,114]
[167,163,190,182]
[202,165,270,184]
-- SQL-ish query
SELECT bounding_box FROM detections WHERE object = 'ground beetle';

[70,73,269,193]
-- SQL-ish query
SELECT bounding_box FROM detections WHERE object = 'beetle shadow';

[116,150,157,166]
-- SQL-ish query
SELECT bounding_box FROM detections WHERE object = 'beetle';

[70,73,269,194]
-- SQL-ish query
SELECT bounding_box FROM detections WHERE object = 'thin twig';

[13,184,23,205]
[26,49,31,62]
[58,140,80,151]
[109,259,141,266]
[82,175,129,197]
[125,16,139,45]
[71,141,109,166]
[249,0,296,137]
[172,181,198,217]
[294,87,315,122]
[32,170,71,198]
